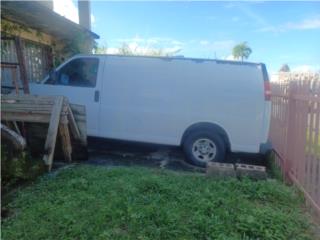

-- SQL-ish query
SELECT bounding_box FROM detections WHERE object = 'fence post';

[284,80,296,182]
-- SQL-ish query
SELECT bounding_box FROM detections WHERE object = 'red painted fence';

[269,72,320,216]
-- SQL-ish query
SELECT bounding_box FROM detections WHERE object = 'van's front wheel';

[183,132,226,167]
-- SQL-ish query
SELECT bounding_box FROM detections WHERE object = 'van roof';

[75,54,264,67]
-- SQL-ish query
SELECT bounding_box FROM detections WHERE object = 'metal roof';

[1,1,99,40]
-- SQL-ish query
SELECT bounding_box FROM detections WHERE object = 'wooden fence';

[269,72,320,217]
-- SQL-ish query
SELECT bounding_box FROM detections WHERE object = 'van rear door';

[260,63,271,146]
[30,56,104,136]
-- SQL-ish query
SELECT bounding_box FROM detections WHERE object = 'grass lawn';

[1,165,314,240]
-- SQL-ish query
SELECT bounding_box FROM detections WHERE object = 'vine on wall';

[1,20,44,55]
[53,32,97,67]
[1,20,97,68]
[1,20,32,36]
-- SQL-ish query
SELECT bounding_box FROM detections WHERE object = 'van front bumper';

[259,140,272,155]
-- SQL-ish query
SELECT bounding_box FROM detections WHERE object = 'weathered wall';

[1,19,53,46]
[1,19,95,66]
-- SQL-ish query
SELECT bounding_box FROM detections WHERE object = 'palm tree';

[232,42,252,61]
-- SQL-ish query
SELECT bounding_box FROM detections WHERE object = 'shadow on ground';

[80,137,267,173]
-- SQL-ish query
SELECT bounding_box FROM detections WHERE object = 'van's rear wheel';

[183,131,226,167]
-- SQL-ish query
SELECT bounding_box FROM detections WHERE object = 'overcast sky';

[54,0,320,73]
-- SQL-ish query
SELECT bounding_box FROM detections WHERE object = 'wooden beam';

[0,62,19,67]
[15,37,30,94]
[2,112,51,123]
[12,67,19,94]
[59,116,72,162]
[1,95,68,107]
[67,105,81,140]
[2,95,58,102]
[43,96,64,171]
[70,104,87,145]
[1,36,15,40]
[12,121,22,136]
[1,95,88,168]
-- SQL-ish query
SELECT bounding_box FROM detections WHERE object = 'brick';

[206,162,236,179]
[235,164,267,180]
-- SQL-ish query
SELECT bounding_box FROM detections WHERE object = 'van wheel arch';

[181,122,230,151]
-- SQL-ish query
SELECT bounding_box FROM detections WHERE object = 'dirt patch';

[86,147,205,173]
[81,137,266,173]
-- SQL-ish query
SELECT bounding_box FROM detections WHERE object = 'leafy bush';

[266,152,283,181]
[2,166,313,240]
[1,144,45,192]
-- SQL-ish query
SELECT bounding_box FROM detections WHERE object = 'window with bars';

[1,38,52,84]
[23,40,52,82]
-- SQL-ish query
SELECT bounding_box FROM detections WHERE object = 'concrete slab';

[206,162,236,179]
[235,163,267,180]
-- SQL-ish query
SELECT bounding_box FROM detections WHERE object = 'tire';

[182,131,226,167]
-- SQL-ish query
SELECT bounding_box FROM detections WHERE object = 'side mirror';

[49,70,57,83]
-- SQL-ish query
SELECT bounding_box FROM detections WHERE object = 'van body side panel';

[99,56,265,153]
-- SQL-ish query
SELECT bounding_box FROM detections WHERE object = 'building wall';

[1,19,94,86]
[1,19,56,85]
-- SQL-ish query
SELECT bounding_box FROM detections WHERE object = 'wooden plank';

[2,107,53,113]
[69,104,86,115]
[0,62,19,67]
[15,37,29,94]
[2,112,68,123]
[59,119,72,162]
[1,99,56,105]
[70,104,87,145]
[2,104,68,112]
[1,101,54,107]
[2,112,51,123]
[67,105,81,140]
[1,97,69,113]
[71,115,86,122]
[1,95,88,168]
[1,95,58,103]
[12,121,22,136]
[11,67,19,94]
[43,96,64,170]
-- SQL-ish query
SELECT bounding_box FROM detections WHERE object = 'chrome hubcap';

[192,138,217,163]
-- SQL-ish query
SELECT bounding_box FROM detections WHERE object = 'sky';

[54,1,320,73]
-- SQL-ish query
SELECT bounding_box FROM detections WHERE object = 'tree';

[232,42,252,61]
[93,41,182,57]
[118,43,134,55]
[94,44,108,54]
[279,64,290,72]
[117,42,181,57]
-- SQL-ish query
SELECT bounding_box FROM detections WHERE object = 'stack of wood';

[1,95,87,171]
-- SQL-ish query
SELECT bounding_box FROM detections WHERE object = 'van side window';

[51,58,99,87]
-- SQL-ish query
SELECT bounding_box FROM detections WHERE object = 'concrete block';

[235,164,267,180]
[206,162,236,179]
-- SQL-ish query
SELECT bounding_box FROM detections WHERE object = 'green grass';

[1,165,313,240]
[266,152,283,181]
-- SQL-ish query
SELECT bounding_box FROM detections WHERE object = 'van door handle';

[94,90,100,102]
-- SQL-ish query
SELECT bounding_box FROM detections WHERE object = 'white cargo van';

[30,54,271,166]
